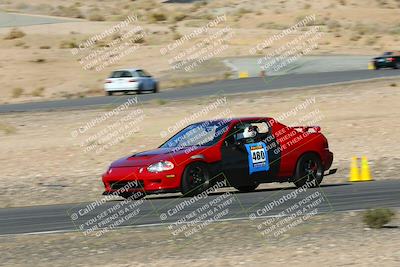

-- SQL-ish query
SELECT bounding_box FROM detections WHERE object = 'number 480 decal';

[252,150,265,161]
[245,142,270,174]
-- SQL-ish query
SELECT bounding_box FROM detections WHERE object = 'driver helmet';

[243,125,258,139]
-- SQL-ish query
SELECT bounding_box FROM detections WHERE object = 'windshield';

[160,120,231,149]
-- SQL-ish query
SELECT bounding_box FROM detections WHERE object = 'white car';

[104,69,158,95]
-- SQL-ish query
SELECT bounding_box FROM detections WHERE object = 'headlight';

[147,161,174,173]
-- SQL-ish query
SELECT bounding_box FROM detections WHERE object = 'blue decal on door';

[245,142,269,174]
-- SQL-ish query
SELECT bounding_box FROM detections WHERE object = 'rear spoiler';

[292,126,321,133]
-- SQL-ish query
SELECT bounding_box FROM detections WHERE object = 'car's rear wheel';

[395,62,400,69]
[234,183,259,193]
[107,91,113,96]
[181,162,210,197]
[293,153,324,188]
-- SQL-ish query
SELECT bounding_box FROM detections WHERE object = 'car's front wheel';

[181,162,210,197]
[106,91,113,96]
[152,82,158,93]
[293,153,324,188]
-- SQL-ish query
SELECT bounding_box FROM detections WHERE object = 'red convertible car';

[102,117,335,199]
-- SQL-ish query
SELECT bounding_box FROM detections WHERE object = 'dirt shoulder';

[0,78,399,208]
[1,209,399,266]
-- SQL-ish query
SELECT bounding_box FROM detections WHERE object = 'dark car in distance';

[373,51,400,69]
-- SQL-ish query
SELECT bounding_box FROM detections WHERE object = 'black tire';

[293,153,324,188]
[234,184,259,193]
[107,91,113,96]
[395,62,400,69]
[181,162,210,197]
[137,83,143,94]
[152,82,158,93]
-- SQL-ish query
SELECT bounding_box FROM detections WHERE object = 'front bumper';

[102,166,183,194]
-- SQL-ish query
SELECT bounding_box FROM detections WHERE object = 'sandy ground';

[0,0,399,103]
[0,78,399,208]
[1,209,399,266]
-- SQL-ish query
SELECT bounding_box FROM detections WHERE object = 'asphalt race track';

[1,69,400,113]
[0,180,399,236]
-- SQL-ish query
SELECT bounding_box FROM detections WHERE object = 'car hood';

[110,147,201,167]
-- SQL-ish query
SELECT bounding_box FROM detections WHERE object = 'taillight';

[387,57,395,62]
[128,79,137,82]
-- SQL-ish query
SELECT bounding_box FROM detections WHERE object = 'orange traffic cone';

[349,156,360,182]
[360,156,373,181]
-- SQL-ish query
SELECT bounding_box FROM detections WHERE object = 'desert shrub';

[51,5,84,19]
[223,71,232,79]
[39,45,51,49]
[235,8,251,18]
[326,19,341,31]
[363,208,395,228]
[365,36,377,45]
[4,28,25,40]
[172,12,187,22]
[148,12,167,22]
[32,58,46,63]
[353,22,378,36]
[32,87,45,97]
[132,34,146,44]
[59,40,78,49]
[15,41,25,47]
[12,88,23,98]
[88,13,106,21]
[200,13,215,20]
[376,0,388,7]
[172,32,182,40]
[257,22,288,30]
[350,33,362,41]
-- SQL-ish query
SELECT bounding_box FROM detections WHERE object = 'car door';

[220,120,281,187]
